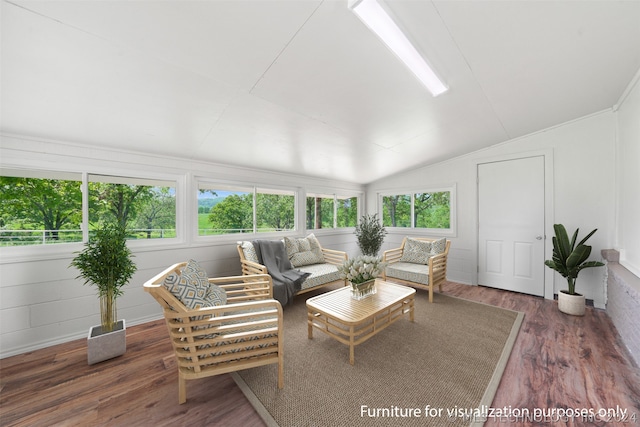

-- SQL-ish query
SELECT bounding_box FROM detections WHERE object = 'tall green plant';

[354,214,387,257]
[70,223,137,332]
[544,224,604,295]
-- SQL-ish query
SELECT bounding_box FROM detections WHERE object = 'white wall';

[615,73,640,277]
[366,110,618,307]
[0,135,363,358]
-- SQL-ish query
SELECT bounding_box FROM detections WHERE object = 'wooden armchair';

[382,237,451,303]
[144,262,283,404]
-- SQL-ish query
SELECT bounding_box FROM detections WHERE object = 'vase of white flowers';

[339,255,386,300]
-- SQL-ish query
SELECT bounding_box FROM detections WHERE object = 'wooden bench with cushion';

[382,237,450,303]
[144,260,283,404]
[237,233,347,295]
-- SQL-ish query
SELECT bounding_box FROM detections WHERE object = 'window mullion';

[82,172,89,242]
[253,187,257,234]
[411,193,416,228]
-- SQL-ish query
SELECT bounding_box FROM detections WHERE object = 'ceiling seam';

[431,1,512,140]
[3,0,235,90]
[5,1,111,45]
[248,0,325,95]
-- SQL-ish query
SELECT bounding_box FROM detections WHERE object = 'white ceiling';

[2,0,639,184]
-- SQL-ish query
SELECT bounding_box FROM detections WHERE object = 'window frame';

[0,168,84,248]
[377,184,457,237]
[86,173,180,246]
[0,166,184,261]
[195,178,299,241]
[305,191,361,231]
[255,187,297,234]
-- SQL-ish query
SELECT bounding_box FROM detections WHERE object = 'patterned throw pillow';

[238,241,259,263]
[205,281,227,307]
[430,237,447,255]
[285,233,325,267]
[163,259,227,308]
[399,238,433,264]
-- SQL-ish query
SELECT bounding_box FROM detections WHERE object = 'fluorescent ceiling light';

[349,0,448,96]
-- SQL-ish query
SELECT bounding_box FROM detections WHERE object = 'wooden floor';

[1,282,639,426]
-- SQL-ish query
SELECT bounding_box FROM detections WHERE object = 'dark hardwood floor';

[1,282,639,426]
[444,284,640,427]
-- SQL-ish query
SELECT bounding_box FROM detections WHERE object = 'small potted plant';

[544,224,604,316]
[354,213,387,256]
[338,255,386,300]
[70,222,137,364]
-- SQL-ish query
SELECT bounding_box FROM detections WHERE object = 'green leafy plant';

[354,214,387,256]
[70,222,137,332]
[544,224,604,295]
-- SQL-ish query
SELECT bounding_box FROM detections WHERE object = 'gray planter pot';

[87,319,126,365]
[557,291,585,316]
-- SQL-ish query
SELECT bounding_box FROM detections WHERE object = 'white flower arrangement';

[339,255,386,285]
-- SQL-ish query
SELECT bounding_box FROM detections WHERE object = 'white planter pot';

[557,291,585,316]
[87,319,126,365]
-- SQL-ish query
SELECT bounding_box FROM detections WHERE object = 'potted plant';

[70,222,137,364]
[544,224,604,316]
[354,213,387,256]
[338,255,386,300]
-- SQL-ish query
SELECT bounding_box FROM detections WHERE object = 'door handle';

[536,236,543,240]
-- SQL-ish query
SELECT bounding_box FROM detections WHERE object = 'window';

[380,186,455,234]
[0,169,82,246]
[336,196,358,227]
[382,194,411,227]
[307,193,359,229]
[256,188,295,233]
[198,185,252,235]
[414,192,450,228]
[306,193,334,229]
[88,174,176,240]
[198,182,295,236]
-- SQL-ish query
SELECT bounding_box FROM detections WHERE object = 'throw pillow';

[399,238,433,264]
[285,233,325,267]
[238,241,259,263]
[430,237,447,255]
[206,281,227,307]
[163,259,226,308]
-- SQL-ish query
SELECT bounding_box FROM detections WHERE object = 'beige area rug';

[232,288,523,427]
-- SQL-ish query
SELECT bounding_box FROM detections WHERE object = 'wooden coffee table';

[306,280,415,365]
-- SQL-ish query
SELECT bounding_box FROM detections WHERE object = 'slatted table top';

[306,280,415,324]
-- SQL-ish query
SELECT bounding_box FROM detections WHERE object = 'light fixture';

[349,0,448,96]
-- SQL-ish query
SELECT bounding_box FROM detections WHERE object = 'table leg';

[349,326,355,365]
[307,311,313,339]
[409,298,415,322]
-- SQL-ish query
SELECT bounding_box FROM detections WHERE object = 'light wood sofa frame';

[382,237,451,303]
[237,242,348,295]
[144,262,283,404]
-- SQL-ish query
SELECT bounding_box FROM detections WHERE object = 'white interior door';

[478,156,545,296]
